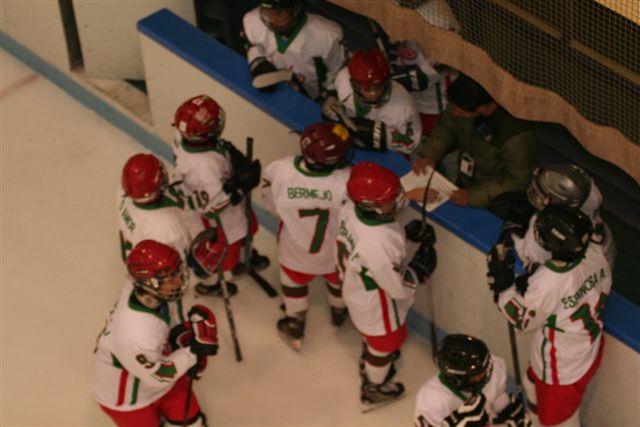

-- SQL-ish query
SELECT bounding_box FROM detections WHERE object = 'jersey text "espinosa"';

[287,187,333,201]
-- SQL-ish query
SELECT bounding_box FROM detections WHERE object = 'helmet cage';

[351,79,391,108]
[357,187,406,220]
[132,264,189,302]
[259,1,304,34]
[442,357,494,394]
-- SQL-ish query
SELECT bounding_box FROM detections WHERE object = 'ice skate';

[330,306,348,327]
[231,249,270,276]
[360,379,406,412]
[276,315,305,351]
[195,281,238,297]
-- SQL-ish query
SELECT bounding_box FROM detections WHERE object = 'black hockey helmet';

[437,334,493,394]
[534,205,593,262]
[260,0,305,34]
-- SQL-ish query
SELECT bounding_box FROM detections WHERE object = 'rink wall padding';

[2,8,638,425]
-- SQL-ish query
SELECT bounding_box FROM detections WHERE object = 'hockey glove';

[493,393,531,427]
[187,227,227,279]
[391,64,430,92]
[169,321,193,351]
[442,393,489,427]
[249,57,278,92]
[223,159,262,205]
[349,117,387,152]
[405,219,436,246]
[408,243,437,283]
[487,244,515,302]
[188,305,219,357]
[223,140,251,172]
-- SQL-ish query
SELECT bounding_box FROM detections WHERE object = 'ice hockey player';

[172,95,268,297]
[336,162,437,412]
[503,163,616,271]
[488,205,612,427]
[415,334,530,427]
[242,0,345,100]
[323,49,423,155]
[91,240,224,426]
[261,122,352,351]
[388,40,450,136]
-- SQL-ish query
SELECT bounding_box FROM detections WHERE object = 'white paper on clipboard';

[400,167,458,212]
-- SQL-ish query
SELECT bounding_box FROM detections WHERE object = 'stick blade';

[252,70,293,89]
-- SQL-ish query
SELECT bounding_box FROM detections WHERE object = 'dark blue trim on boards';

[3,11,638,354]
[137,9,322,132]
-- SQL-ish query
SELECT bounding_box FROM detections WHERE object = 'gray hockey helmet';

[527,164,592,211]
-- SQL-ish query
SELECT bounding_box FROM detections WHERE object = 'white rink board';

[139,29,640,427]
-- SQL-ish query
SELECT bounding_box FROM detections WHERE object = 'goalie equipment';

[527,164,592,212]
[127,240,188,302]
[391,64,430,92]
[438,334,493,394]
[347,162,405,221]
[174,95,225,144]
[349,49,392,108]
[300,122,351,172]
[534,205,593,262]
[188,305,219,356]
[442,393,489,427]
[187,227,228,279]
[121,153,168,204]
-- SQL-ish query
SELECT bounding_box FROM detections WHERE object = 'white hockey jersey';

[243,8,345,100]
[172,137,247,244]
[117,187,204,263]
[91,281,197,411]
[334,67,422,154]
[414,356,510,427]
[336,201,416,336]
[391,40,448,115]
[514,182,616,269]
[498,243,612,385]
[262,155,350,274]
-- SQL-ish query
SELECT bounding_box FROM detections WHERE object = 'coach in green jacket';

[413,75,539,216]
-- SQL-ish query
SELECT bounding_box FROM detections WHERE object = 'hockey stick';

[252,69,293,89]
[368,18,388,58]
[218,249,243,362]
[181,371,196,427]
[419,167,439,361]
[243,137,278,298]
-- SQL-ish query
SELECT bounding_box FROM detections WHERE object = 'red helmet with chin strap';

[122,153,168,204]
[348,49,391,107]
[174,95,225,144]
[300,122,351,171]
[127,240,187,301]
[347,162,405,218]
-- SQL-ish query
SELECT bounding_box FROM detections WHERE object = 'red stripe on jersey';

[378,289,392,334]
[116,370,129,406]
[549,327,559,385]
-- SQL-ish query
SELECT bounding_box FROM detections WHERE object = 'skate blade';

[360,393,406,413]
[277,331,302,352]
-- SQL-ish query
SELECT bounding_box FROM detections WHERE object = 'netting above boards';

[430,0,639,147]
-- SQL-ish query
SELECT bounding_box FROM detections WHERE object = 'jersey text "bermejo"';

[287,187,333,201]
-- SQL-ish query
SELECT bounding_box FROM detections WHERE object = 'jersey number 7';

[298,208,329,253]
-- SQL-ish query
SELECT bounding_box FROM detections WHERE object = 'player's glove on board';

[405,220,436,246]
[349,117,387,152]
[442,393,489,427]
[487,244,515,302]
[408,243,437,283]
[391,64,430,92]
[249,57,278,92]
[493,393,531,427]
[188,305,219,357]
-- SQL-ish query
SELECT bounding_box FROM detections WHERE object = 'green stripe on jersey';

[130,378,140,405]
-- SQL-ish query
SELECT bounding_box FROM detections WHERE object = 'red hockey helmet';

[347,162,405,219]
[300,122,351,171]
[348,49,391,108]
[122,153,168,204]
[174,95,225,144]
[260,0,305,34]
[127,240,188,301]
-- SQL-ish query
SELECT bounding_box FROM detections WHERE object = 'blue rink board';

[2,10,636,353]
